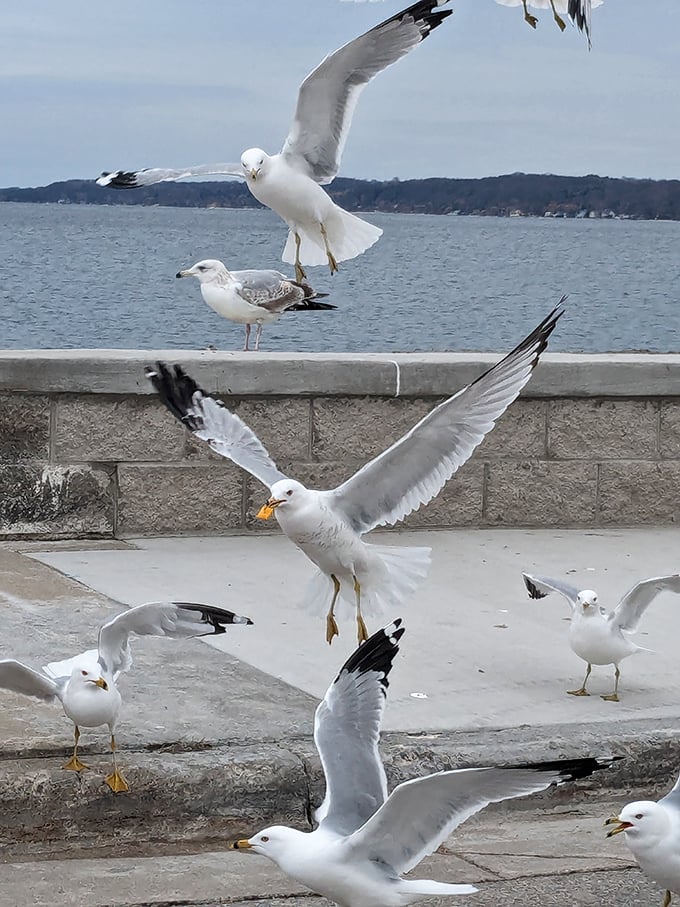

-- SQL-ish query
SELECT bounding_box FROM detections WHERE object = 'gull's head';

[71,667,109,691]
[241,148,268,181]
[577,589,598,613]
[176,259,229,284]
[256,479,308,520]
[230,826,303,863]
[605,801,669,843]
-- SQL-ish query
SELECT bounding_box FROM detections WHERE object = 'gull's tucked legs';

[63,725,89,773]
[105,733,130,793]
[319,222,339,275]
[354,575,369,644]
[326,575,341,645]
[293,232,307,283]
[567,663,592,697]
[601,666,621,703]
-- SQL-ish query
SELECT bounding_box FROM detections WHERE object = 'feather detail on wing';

[96,163,243,189]
[281,0,452,183]
[612,574,680,632]
[328,301,564,534]
[146,362,286,490]
[315,620,404,835]
[0,660,61,701]
[522,572,581,611]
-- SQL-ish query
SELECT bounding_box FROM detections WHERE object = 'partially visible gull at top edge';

[96,0,454,283]
[145,299,565,647]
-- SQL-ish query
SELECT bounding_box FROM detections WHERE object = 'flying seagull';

[96,0,454,283]
[176,259,335,351]
[0,601,252,792]
[522,572,680,701]
[147,301,564,645]
[230,620,615,907]
[495,0,602,45]
[606,771,680,907]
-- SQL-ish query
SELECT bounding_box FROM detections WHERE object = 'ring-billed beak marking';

[91,677,108,690]
[249,168,259,180]
[230,839,253,850]
[256,499,284,521]
[604,816,632,836]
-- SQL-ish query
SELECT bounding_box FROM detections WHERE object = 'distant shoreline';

[3,172,680,221]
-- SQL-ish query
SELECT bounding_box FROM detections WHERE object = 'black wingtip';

[338,619,404,691]
[518,755,622,784]
[146,361,207,431]
[523,574,548,600]
[177,603,254,633]
[375,0,453,41]
[97,169,141,189]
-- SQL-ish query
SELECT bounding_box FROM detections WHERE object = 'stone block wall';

[1,351,679,539]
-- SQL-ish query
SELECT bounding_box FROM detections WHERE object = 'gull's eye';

[635,813,643,819]
[286,489,293,496]
[241,161,247,168]
[81,670,87,676]
[261,835,269,843]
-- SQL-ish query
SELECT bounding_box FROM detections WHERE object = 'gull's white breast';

[247,157,334,225]
[568,612,637,665]
[62,680,121,729]
[627,818,680,894]
[200,284,272,325]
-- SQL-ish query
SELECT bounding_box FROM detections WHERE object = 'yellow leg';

[326,575,341,645]
[522,0,538,28]
[663,890,672,907]
[548,0,566,30]
[105,734,130,793]
[62,726,89,772]
[293,232,307,283]
[567,663,592,697]
[601,666,621,703]
[319,223,339,275]
[353,576,369,644]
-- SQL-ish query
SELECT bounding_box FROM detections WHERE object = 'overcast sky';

[2,1,678,188]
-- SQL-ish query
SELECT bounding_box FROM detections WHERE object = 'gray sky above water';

[1,0,678,188]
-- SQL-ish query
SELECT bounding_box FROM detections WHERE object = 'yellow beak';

[249,168,259,180]
[230,838,253,850]
[604,816,631,837]
[93,677,108,690]
[256,498,284,520]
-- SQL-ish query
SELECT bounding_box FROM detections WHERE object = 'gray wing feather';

[522,572,581,612]
[661,771,680,812]
[233,271,306,312]
[344,765,579,874]
[281,1,452,184]
[328,303,563,534]
[613,575,680,632]
[0,660,60,701]
[97,163,243,189]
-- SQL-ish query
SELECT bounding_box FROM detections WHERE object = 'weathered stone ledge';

[1,351,679,537]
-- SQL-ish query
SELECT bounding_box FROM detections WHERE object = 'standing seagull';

[522,572,680,701]
[231,620,614,907]
[147,302,564,645]
[606,772,680,907]
[176,259,336,351]
[0,600,252,792]
[495,0,602,45]
[96,0,453,282]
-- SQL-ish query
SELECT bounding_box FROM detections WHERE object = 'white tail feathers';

[282,203,382,267]
[399,879,478,898]
[301,544,431,620]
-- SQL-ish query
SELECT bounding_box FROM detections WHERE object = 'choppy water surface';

[1,202,678,351]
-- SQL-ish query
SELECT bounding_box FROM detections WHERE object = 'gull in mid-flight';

[522,572,680,701]
[606,772,680,907]
[176,259,335,351]
[495,0,603,45]
[0,601,252,792]
[230,620,614,907]
[147,301,564,645]
[96,0,453,283]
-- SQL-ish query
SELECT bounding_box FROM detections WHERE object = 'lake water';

[1,202,679,352]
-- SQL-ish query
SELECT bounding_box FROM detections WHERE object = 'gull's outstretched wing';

[328,301,564,535]
[98,601,253,677]
[96,163,243,189]
[281,0,452,184]
[0,660,60,701]
[660,772,680,812]
[315,620,404,835]
[522,572,581,612]
[146,362,287,490]
[346,757,613,874]
[612,575,680,633]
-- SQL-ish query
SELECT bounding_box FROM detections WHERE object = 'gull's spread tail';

[282,205,383,268]
[398,879,478,899]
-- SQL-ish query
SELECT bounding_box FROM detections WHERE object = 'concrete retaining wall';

[1,350,679,539]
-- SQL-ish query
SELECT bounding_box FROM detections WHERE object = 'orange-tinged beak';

[256,498,284,520]
[92,677,108,690]
[604,816,631,837]
[230,838,252,850]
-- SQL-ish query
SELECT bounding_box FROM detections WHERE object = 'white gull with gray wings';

[230,620,615,907]
[0,600,252,792]
[147,301,564,645]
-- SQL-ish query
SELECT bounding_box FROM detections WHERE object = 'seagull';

[96,0,454,283]
[0,600,253,792]
[606,772,680,907]
[176,259,336,351]
[146,301,564,645]
[495,0,602,45]
[230,619,614,907]
[522,572,680,701]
